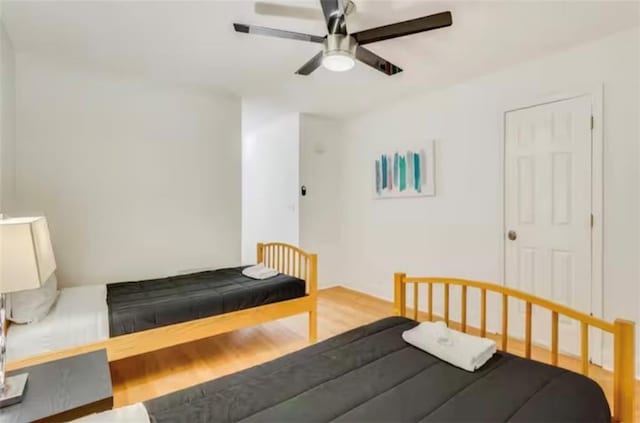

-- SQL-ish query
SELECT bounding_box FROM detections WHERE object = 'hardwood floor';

[111,286,639,420]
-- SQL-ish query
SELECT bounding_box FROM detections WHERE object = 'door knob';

[508,230,517,241]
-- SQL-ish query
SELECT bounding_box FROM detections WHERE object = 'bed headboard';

[393,273,636,423]
[257,243,317,297]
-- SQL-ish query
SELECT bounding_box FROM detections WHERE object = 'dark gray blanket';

[106,266,306,337]
[144,316,610,423]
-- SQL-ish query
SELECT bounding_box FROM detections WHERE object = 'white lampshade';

[0,217,57,293]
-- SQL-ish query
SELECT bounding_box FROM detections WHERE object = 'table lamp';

[0,217,56,408]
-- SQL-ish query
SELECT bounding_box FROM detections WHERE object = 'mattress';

[74,403,150,423]
[107,266,306,336]
[7,285,109,362]
[144,316,610,423]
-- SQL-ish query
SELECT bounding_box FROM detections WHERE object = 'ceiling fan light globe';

[322,52,355,72]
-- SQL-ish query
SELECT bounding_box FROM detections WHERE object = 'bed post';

[394,273,406,317]
[257,243,264,264]
[308,253,318,343]
[613,319,635,422]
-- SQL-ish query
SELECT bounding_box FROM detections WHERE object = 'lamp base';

[0,373,28,408]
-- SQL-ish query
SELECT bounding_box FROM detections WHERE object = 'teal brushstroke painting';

[373,141,435,198]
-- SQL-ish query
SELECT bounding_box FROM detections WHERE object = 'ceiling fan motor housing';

[324,34,357,58]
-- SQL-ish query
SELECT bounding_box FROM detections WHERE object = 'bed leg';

[394,273,407,317]
[308,308,318,343]
[613,319,635,422]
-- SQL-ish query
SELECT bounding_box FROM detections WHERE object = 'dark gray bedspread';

[106,266,306,337]
[144,316,610,422]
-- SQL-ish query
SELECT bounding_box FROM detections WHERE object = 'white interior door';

[241,114,299,264]
[505,95,593,359]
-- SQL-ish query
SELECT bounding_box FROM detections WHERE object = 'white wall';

[0,19,16,213]
[299,114,343,288]
[241,110,344,288]
[241,112,299,263]
[335,27,639,372]
[15,54,242,286]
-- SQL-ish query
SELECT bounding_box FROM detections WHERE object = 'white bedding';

[7,285,109,362]
[73,403,149,423]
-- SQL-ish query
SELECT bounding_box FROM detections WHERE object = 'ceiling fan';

[233,0,452,75]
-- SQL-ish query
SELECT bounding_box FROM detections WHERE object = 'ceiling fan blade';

[233,23,324,43]
[254,2,324,21]
[352,11,452,45]
[355,46,403,76]
[319,0,347,35]
[295,51,324,75]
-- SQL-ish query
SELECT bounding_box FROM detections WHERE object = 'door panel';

[505,96,592,358]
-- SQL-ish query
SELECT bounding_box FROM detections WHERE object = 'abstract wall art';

[373,140,435,198]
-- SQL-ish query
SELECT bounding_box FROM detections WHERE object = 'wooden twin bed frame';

[394,273,636,423]
[8,242,317,371]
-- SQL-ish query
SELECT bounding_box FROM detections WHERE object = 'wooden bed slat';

[269,245,274,268]
[273,245,277,269]
[444,284,450,325]
[551,311,559,366]
[461,285,467,333]
[413,283,418,321]
[480,288,486,338]
[501,293,508,351]
[581,322,589,376]
[289,249,293,275]
[427,283,433,322]
[290,249,294,275]
[525,302,532,359]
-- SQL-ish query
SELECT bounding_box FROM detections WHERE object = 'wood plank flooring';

[111,286,639,420]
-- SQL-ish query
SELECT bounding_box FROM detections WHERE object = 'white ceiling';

[3,0,639,117]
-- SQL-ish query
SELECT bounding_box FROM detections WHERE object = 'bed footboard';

[258,242,317,342]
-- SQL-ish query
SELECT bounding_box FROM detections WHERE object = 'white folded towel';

[242,264,279,280]
[434,320,451,344]
[402,321,497,372]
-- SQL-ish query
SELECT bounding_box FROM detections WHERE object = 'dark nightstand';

[0,349,113,423]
